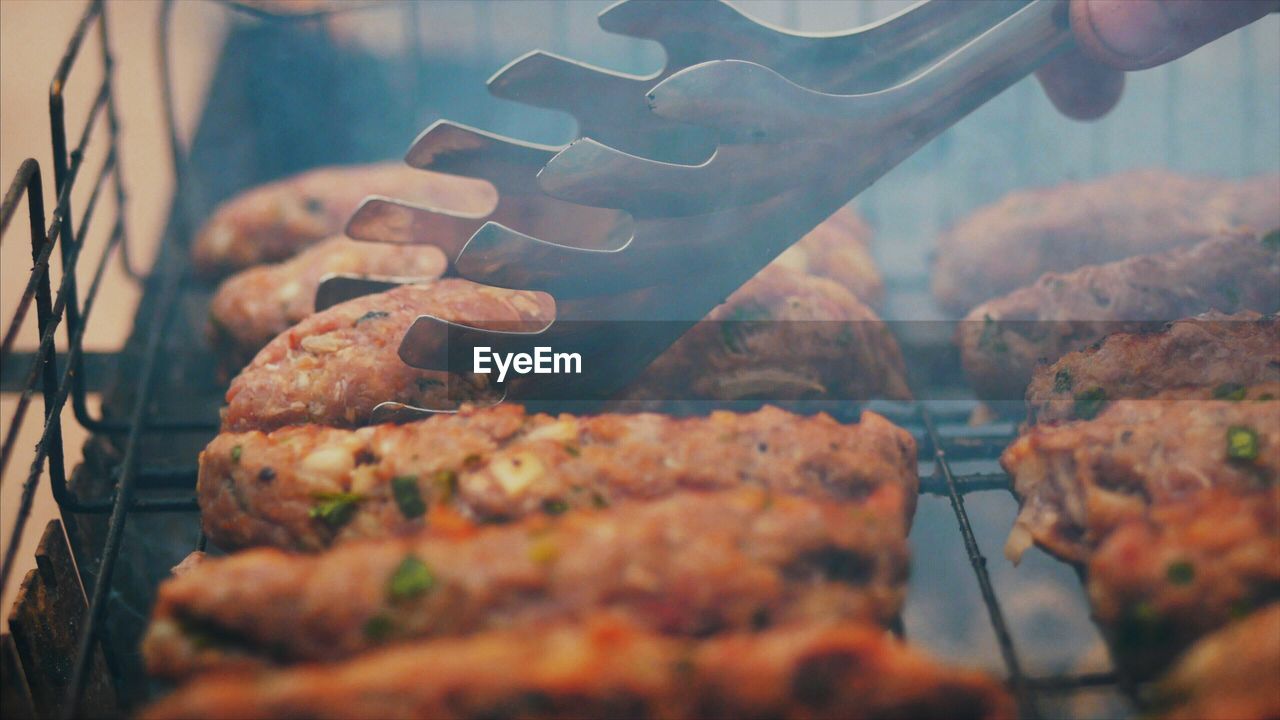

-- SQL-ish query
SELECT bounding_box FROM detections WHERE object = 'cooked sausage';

[208,237,447,371]
[191,162,495,277]
[932,171,1279,315]
[220,280,553,432]
[139,616,1014,720]
[146,487,910,677]
[1025,311,1280,425]
[959,229,1280,400]
[200,404,918,551]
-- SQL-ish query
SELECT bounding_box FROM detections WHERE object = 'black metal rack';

[0,2,1132,718]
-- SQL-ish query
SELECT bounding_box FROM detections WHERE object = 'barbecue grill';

[1,2,1276,718]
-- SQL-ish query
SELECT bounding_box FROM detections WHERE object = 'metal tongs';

[318,0,1075,418]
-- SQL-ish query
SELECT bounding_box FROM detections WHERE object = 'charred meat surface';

[932,171,1280,315]
[1026,311,1280,425]
[959,229,1280,400]
[620,265,911,403]
[200,405,918,551]
[220,280,553,432]
[208,237,448,371]
[1086,488,1280,677]
[191,162,496,277]
[1002,390,1279,564]
[140,616,1014,720]
[146,487,910,677]
[1150,604,1280,720]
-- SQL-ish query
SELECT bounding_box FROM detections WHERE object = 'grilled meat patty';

[140,616,1014,720]
[147,487,910,677]
[1002,389,1279,564]
[200,404,917,551]
[220,280,553,432]
[932,171,1280,315]
[208,237,448,371]
[619,265,911,402]
[1026,311,1280,425]
[1150,604,1280,720]
[1086,488,1280,677]
[222,264,906,430]
[959,229,1280,400]
[191,163,496,277]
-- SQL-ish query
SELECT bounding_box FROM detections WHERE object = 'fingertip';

[1035,49,1126,121]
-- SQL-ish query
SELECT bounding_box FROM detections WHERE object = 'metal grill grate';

[0,2,1155,718]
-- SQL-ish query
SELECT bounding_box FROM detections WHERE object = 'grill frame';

[0,2,1155,717]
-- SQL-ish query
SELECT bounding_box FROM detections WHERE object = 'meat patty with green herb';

[200,404,917,551]
[140,614,1014,720]
[1002,388,1279,564]
[1086,487,1280,677]
[220,280,554,432]
[959,228,1280,401]
[146,487,910,678]
[1025,311,1280,425]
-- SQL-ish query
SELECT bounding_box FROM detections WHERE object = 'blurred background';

[1,2,1277,714]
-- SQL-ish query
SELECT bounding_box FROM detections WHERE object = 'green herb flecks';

[1053,369,1073,394]
[387,554,435,602]
[1226,426,1259,462]
[230,445,242,463]
[354,310,390,326]
[1213,383,1247,401]
[433,469,458,502]
[978,314,1008,355]
[563,443,580,457]
[1073,387,1108,420]
[308,491,365,529]
[1165,560,1195,585]
[363,614,394,642]
[391,475,426,519]
[541,498,569,515]
[591,491,609,509]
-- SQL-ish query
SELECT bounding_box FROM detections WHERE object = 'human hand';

[1036,0,1278,120]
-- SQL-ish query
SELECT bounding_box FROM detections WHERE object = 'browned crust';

[220,280,553,432]
[200,405,918,551]
[191,163,495,277]
[146,487,909,678]
[1001,389,1280,564]
[140,616,1014,720]
[208,237,447,371]
[1086,488,1280,677]
[932,171,1280,315]
[1025,311,1280,424]
[959,229,1280,400]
